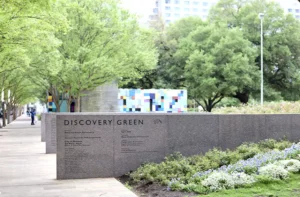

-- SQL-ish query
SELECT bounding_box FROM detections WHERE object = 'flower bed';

[168,143,300,193]
[128,139,300,195]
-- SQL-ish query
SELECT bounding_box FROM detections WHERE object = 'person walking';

[30,109,36,125]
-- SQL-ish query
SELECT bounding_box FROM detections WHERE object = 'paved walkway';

[0,115,137,197]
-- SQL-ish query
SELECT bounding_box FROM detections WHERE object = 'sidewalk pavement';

[0,115,138,197]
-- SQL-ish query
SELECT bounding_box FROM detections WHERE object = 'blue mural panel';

[118,89,187,113]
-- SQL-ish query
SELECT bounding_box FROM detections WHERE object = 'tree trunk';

[54,100,61,112]
[19,107,22,116]
[67,97,72,112]
[49,87,61,113]
[7,103,10,124]
[205,103,213,112]
[18,107,22,117]
[203,97,224,112]
[13,104,16,120]
[75,95,81,112]
[2,102,6,127]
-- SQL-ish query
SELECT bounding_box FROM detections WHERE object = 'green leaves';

[180,24,258,111]
[0,0,64,106]
[210,0,300,101]
[49,0,157,110]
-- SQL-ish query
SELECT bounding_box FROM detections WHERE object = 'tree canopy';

[209,0,300,102]
[0,0,158,116]
[181,24,258,111]
[122,0,300,112]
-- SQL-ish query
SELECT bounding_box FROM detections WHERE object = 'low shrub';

[201,172,234,192]
[213,101,300,114]
[129,139,299,194]
[201,171,256,192]
[277,159,300,173]
[231,172,256,187]
[258,164,289,180]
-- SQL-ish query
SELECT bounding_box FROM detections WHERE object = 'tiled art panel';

[48,96,54,112]
[118,89,187,113]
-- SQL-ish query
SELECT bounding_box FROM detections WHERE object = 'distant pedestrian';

[30,109,36,125]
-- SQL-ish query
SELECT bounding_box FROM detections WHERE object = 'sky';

[120,0,154,24]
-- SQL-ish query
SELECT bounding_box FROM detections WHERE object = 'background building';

[154,0,218,24]
[121,0,300,25]
[273,0,300,19]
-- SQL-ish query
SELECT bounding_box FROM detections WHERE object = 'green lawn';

[202,174,300,197]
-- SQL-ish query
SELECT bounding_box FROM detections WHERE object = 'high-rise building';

[120,0,300,26]
[272,0,300,19]
[150,0,218,24]
[146,0,300,25]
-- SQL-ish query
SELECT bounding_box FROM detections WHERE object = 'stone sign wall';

[45,113,57,154]
[41,113,46,142]
[113,115,167,177]
[57,115,114,179]
[56,113,300,180]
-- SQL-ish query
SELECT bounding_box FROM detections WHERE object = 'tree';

[0,0,66,116]
[157,17,205,89]
[209,0,300,102]
[121,16,204,89]
[55,0,157,111]
[180,24,258,112]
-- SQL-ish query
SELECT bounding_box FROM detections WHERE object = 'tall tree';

[56,0,157,111]
[0,0,65,112]
[157,17,205,89]
[209,0,300,102]
[180,24,258,111]
[121,16,204,89]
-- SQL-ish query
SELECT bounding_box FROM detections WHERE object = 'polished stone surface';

[265,114,291,140]
[290,114,300,142]
[219,115,266,149]
[56,115,115,179]
[0,115,137,197]
[114,115,167,177]
[167,114,219,155]
[45,113,56,154]
[54,113,300,180]
[41,113,46,142]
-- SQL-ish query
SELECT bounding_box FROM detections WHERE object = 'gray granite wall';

[41,113,46,142]
[167,114,219,156]
[56,114,300,179]
[80,82,118,112]
[45,113,57,154]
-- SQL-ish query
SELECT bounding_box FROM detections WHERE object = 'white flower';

[231,172,256,186]
[202,172,234,191]
[277,159,300,173]
[259,164,289,180]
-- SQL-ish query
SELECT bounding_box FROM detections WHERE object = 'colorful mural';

[47,96,55,112]
[118,89,187,113]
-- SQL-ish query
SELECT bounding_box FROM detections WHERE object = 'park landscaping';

[122,139,300,196]
[213,101,300,114]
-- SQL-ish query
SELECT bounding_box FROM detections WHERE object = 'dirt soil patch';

[118,175,197,197]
